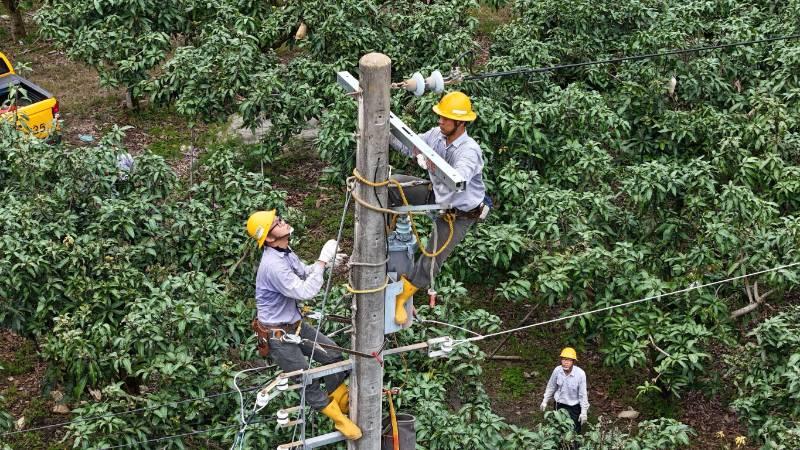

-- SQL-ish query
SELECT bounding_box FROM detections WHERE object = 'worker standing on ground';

[541,347,589,436]
[246,210,361,440]
[388,91,487,325]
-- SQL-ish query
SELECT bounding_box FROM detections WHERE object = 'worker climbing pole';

[349,52,391,450]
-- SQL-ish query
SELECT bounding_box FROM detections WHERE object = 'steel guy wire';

[290,189,353,445]
[463,33,800,81]
[452,261,800,347]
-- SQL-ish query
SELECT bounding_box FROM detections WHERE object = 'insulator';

[256,390,270,407]
[276,377,289,391]
[425,70,444,94]
[401,72,426,96]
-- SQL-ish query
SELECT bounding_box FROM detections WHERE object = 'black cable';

[0,384,264,437]
[100,421,267,450]
[464,33,800,80]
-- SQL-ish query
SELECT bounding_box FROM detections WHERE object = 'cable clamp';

[427,336,454,359]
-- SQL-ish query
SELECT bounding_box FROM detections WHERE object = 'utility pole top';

[360,53,391,67]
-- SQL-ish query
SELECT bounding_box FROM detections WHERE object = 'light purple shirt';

[390,127,486,211]
[255,247,324,324]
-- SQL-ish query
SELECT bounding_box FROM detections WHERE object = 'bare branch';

[730,285,774,319]
[649,335,672,359]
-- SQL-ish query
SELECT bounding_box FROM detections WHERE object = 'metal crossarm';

[390,204,450,213]
[336,71,467,192]
[277,431,347,450]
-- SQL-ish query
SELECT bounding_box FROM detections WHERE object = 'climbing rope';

[350,168,455,258]
[344,275,391,294]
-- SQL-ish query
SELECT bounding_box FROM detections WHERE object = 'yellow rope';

[350,168,455,258]
[344,276,390,294]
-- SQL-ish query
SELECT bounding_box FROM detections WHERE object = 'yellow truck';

[1,51,60,140]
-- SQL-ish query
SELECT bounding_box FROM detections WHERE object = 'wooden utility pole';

[350,53,390,450]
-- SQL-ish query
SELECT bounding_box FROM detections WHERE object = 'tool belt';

[447,203,484,220]
[252,319,302,357]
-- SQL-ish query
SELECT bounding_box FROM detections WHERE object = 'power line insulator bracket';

[337,70,467,192]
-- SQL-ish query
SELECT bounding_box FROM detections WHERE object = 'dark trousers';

[387,174,476,289]
[268,324,348,410]
[556,402,581,433]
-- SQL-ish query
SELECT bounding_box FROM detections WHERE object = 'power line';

[464,33,800,80]
[0,378,271,437]
[454,261,800,346]
[101,421,268,450]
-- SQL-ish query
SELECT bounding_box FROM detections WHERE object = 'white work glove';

[416,153,429,171]
[540,401,548,412]
[579,412,588,424]
[332,252,347,269]
[318,239,339,266]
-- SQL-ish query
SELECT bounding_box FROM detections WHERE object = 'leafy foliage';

[727,306,800,449]
[19,0,800,446]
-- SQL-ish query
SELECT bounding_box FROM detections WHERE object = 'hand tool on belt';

[252,319,302,357]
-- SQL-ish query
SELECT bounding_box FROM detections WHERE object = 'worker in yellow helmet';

[246,210,361,440]
[388,91,488,325]
[541,347,589,435]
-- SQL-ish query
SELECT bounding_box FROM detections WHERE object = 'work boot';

[394,276,418,325]
[329,383,349,414]
[321,400,362,440]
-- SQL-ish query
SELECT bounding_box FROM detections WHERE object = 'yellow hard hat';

[560,347,578,361]
[247,210,277,248]
[432,91,477,122]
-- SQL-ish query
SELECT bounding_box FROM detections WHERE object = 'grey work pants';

[388,174,476,289]
[268,324,348,410]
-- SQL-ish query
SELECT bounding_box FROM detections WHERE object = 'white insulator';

[276,377,289,391]
[276,409,290,425]
[256,390,270,407]
[402,72,425,96]
[425,70,444,93]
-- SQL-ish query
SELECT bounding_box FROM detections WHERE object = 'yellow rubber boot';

[329,383,349,414]
[394,276,418,325]
[321,400,362,440]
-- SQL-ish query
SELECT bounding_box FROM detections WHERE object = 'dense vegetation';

[0,0,798,448]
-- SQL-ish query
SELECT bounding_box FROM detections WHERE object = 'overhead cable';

[453,261,800,346]
[464,33,800,80]
[0,380,270,437]
[101,422,266,450]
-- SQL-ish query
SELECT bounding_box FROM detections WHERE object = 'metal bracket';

[390,204,450,213]
[277,431,346,450]
[337,71,467,192]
